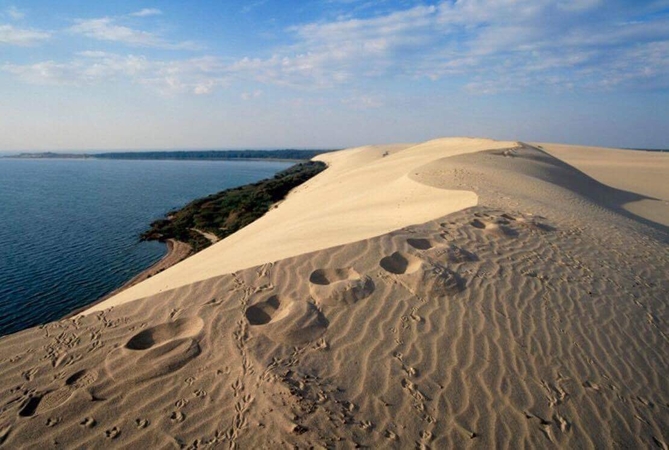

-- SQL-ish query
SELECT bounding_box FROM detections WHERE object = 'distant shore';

[3,149,336,161]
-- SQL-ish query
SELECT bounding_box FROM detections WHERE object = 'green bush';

[141,161,327,252]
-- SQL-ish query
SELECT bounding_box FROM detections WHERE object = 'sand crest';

[85,138,516,313]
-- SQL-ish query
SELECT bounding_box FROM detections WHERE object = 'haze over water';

[0,158,291,336]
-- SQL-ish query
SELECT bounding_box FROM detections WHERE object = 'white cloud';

[2,52,228,95]
[2,54,149,85]
[130,8,163,17]
[341,94,384,109]
[0,24,50,45]
[237,0,669,92]
[5,6,25,20]
[3,0,669,95]
[69,17,197,49]
[241,90,263,100]
[241,1,268,14]
[557,0,603,12]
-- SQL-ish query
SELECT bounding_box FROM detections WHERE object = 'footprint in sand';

[470,217,519,237]
[0,424,12,445]
[105,426,121,439]
[406,238,434,250]
[380,251,464,297]
[308,268,375,306]
[66,369,98,390]
[443,245,478,263]
[105,317,204,383]
[379,252,465,297]
[80,417,97,428]
[380,251,423,275]
[502,212,557,232]
[424,265,465,295]
[18,369,99,417]
[531,221,557,232]
[245,295,328,345]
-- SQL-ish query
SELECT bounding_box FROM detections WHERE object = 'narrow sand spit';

[0,138,667,448]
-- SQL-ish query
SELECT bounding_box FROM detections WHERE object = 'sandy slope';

[534,142,669,227]
[87,138,515,313]
[0,139,667,449]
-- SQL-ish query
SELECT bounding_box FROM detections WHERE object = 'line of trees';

[141,161,327,252]
[96,150,334,160]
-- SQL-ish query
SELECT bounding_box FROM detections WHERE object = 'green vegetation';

[141,161,327,252]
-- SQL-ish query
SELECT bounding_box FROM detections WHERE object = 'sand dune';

[535,142,669,227]
[0,138,667,448]
[86,138,515,313]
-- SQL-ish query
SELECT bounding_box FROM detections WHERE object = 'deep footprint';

[309,268,375,306]
[245,295,328,345]
[19,388,71,417]
[125,317,204,350]
[106,317,204,382]
[407,238,433,250]
[380,251,423,275]
[245,296,281,325]
[470,218,518,237]
[66,369,98,390]
[444,245,478,263]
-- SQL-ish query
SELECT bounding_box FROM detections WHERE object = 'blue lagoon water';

[0,158,292,336]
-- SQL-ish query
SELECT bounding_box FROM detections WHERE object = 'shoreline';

[62,162,324,319]
[71,160,327,319]
[65,239,192,318]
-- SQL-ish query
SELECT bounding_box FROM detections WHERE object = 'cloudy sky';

[1,0,668,151]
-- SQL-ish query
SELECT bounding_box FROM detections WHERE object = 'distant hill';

[10,152,92,159]
[5,149,336,161]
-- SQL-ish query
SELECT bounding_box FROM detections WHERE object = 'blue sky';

[1,0,668,151]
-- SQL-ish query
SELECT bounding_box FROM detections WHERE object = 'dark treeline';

[141,161,327,252]
[95,149,334,160]
[7,149,335,160]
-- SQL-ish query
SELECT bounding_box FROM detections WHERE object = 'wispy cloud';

[3,1,669,95]
[241,89,263,100]
[341,94,384,109]
[69,17,197,49]
[2,53,149,85]
[0,24,50,45]
[5,6,25,20]
[229,0,669,92]
[2,52,228,95]
[241,1,268,14]
[130,8,163,18]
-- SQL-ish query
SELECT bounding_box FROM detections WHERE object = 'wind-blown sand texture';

[0,138,668,448]
[535,142,669,227]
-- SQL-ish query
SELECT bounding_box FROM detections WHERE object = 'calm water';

[0,158,291,336]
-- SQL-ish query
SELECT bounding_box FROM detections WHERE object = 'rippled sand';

[0,139,667,448]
